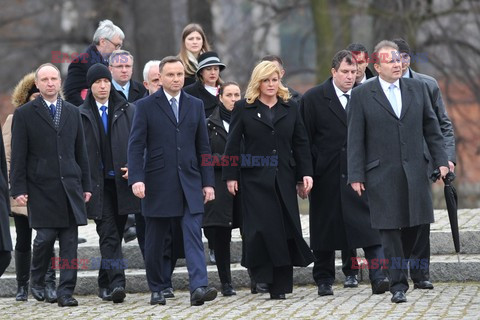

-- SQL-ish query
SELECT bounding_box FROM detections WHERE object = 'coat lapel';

[372,78,398,118]
[33,99,56,130]
[399,78,412,120]
[57,101,70,132]
[208,108,228,141]
[272,102,288,125]
[154,89,177,125]
[248,100,274,129]
[325,79,347,126]
[178,91,192,125]
[80,103,101,148]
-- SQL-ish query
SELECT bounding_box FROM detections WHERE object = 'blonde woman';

[177,23,211,87]
[222,61,314,299]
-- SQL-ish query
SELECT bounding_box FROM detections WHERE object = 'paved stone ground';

[1,283,479,319]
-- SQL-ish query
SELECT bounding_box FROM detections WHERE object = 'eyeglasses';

[105,38,122,49]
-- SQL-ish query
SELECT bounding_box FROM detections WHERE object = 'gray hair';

[143,60,161,82]
[92,19,125,44]
[108,49,133,65]
[372,40,399,64]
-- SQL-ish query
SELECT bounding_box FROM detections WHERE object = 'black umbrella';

[431,170,460,262]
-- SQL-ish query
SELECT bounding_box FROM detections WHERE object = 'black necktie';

[343,94,350,113]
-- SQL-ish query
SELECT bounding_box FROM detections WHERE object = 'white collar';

[163,89,181,104]
[332,79,352,98]
[378,76,400,92]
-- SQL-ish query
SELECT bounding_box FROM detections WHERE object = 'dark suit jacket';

[301,78,380,250]
[116,79,147,103]
[128,88,214,217]
[64,44,108,106]
[409,68,456,170]
[347,77,448,229]
[80,90,140,219]
[10,96,91,228]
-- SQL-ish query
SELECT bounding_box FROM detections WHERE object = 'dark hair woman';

[203,82,241,296]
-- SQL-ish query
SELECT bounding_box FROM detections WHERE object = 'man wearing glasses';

[64,19,124,106]
[108,50,147,103]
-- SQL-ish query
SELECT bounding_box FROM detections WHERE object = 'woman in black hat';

[204,81,242,296]
[184,51,226,118]
[2,72,57,301]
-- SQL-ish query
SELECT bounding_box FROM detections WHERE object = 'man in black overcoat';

[79,63,140,303]
[347,41,449,303]
[10,63,91,307]
[301,50,389,297]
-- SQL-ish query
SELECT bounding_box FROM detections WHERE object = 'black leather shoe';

[270,293,286,300]
[123,227,137,243]
[371,278,390,294]
[31,286,45,301]
[253,283,269,294]
[391,291,407,303]
[110,287,126,303]
[77,237,87,244]
[344,275,359,288]
[150,292,166,305]
[44,283,57,303]
[221,283,237,296]
[161,287,175,299]
[16,284,29,302]
[190,286,217,306]
[98,288,112,301]
[57,295,79,307]
[317,283,334,296]
[414,280,434,289]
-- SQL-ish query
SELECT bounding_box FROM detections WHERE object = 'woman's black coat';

[204,106,241,228]
[184,80,219,118]
[223,98,314,268]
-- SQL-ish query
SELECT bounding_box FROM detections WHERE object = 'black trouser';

[203,228,215,251]
[94,180,127,290]
[203,226,232,284]
[31,218,78,297]
[13,214,56,285]
[0,251,11,277]
[250,264,293,295]
[341,249,358,277]
[134,213,146,259]
[401,223,430,282]
[380,225,428,294]
[313,245,386,285]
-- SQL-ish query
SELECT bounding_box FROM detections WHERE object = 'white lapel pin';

[257,113,261,118]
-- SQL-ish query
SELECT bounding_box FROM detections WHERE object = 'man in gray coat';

[392,38,456,290]
[347,40,449,303]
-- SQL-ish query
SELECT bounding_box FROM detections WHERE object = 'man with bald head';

[10,63,91,307]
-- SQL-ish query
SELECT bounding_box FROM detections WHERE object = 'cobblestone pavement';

[1,283,479,319]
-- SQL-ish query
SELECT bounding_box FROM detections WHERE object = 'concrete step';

[1,254,479,297]
[4,228,479,274]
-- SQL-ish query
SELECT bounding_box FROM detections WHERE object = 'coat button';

[59,155,62,160]
[178,166,181,170]
[177,147,181,151]
[271,130,275,135]
[176,128,180,133]
[341,174,346,178]
[61,176,64,180]
[272,149,277,154]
